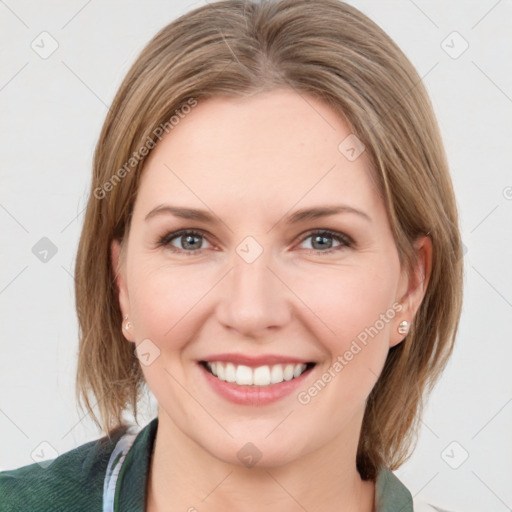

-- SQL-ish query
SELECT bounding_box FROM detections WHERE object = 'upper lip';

[199,353,315,367]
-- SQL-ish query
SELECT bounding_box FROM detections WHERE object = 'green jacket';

[0,417,413,511]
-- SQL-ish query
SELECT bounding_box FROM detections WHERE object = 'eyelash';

[156,228,353,256]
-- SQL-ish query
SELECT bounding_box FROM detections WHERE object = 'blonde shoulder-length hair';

[74,0,463,481]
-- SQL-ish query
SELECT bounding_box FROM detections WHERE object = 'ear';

[111,238,135,343]
[390,236,432,348]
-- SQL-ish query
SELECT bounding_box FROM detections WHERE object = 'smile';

[201,361,315,386]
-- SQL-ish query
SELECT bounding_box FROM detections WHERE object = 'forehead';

[133,88,381,220]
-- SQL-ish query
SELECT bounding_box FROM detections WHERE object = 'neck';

[146,408,375,512]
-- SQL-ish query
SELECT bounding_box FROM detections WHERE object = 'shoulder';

[0,425,127,512]
[375,467,414,511]
[375,468,455,512]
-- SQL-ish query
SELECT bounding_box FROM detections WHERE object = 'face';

[112,88,423,468]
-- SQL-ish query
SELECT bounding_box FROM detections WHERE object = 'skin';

[111,88,431,512]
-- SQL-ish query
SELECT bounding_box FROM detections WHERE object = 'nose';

[216,248,292,339]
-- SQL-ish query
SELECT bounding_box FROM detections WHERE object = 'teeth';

[216,363,225,380]
[270,364,283,384]
[293,364,304,378]
[283,364,294,381]
[205,362,309,386]
[253,365,270,386]
[225,362,236,382]
[236,365,253,385]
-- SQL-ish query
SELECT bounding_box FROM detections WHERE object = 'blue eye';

[299,230,352,253]
[157,229,353,256]
[158,229,211,255]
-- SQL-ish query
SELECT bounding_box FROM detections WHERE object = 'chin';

[210,442,301,469]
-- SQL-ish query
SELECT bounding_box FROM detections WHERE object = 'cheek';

[290,261,400,410]
[127,260,210,416]
[127,257,218,356]
[128,244,400,355]
[291,265,399,419]
[289,259,400,348]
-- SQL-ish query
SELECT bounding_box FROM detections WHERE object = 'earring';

[397,320,409,335]
[123,314,132,330]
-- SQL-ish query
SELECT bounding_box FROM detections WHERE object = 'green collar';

[115,418,413,511]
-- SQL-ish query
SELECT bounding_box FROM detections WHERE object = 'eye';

[157,229,212,255]
[297,230,353,254]
[156,228,353,256]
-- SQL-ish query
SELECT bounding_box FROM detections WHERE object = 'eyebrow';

[144,204,371,224]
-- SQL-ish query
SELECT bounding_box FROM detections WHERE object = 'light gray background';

[1,1,511,510]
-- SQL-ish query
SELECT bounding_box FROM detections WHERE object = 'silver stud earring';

[397,320,409,335]
[123,314,132,331]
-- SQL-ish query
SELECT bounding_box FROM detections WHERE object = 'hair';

[74,0,463,481]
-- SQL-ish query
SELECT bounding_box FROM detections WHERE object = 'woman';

[0,0,463,510]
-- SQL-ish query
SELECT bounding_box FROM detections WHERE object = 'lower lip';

[198,362,315,406]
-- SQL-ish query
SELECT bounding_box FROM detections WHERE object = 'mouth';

[199,360,316,387]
